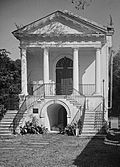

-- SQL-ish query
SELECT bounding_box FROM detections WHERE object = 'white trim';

[22,41,102,48]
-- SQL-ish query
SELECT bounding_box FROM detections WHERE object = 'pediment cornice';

[12,10,114,41]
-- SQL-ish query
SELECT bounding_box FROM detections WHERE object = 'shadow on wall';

[72,131,120,167]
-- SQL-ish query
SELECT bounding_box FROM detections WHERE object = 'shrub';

[20,117,47,135]
[64,124,76,136]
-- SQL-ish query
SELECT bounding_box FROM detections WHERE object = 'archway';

[47,104,67,131]
[56,57,73,95]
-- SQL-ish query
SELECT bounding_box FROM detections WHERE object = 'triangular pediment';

[30,22,84,35]
[13,10,113,40]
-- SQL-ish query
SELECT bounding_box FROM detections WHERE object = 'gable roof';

[12,10,114,40]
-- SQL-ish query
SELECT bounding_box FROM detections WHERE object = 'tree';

[0,49,21,109]
[71,0,94,10]
[112,50,120,116]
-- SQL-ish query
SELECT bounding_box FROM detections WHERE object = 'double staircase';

[0,84,105,137]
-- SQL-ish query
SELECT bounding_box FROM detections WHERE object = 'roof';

[12,10,114,40]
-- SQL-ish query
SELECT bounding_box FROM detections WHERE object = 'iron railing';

[79,84,95,96]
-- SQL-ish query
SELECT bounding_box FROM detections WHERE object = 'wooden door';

[56,57,73,95]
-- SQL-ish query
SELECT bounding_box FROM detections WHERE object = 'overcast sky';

[0,0,120,60]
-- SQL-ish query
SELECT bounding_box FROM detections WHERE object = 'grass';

[0,133,120,167]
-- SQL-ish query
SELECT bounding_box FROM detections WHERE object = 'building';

[11,10,114,136]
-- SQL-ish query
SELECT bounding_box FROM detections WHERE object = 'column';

[43,47,49,83]
[43,47,49,96]
[21,47,28,95]
[73,48,79,91]
[96,48,101,94]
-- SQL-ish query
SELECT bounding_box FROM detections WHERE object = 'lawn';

[0,133,120,167]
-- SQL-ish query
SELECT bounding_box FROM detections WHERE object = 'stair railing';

[71,108,81,125]
[66,88,86,133]
[94,102,104,130]
[33,84,45,97]
[68,88,86,106]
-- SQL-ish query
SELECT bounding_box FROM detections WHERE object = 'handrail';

[69,88,86,106]
[33,84,45,97]
[71,109,81,125]
[11,95,40,133]
[66,88,86,133]
[94,102,104,130]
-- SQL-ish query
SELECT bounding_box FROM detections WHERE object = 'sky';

[0,0,120,60]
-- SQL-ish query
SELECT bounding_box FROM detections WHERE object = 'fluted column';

[21,47,28,95]
[73,48,79,91]
[96,48,101,94]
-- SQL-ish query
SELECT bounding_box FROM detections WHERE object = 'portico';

[20,41,102,96]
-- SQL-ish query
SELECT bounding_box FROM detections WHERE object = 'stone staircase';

[0,110,18,137]
[81,104,104,138]
[66,95,85,125]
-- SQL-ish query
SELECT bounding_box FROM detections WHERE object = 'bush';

[0,105,6,120]
[20,117,47,135]
[64,124,76,136]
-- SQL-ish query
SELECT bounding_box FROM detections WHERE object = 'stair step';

[83,125,95,128]
[0,131,12,134]
[0,121,13,124]
[82,129,99,133]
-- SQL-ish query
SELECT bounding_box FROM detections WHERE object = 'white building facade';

[13,11,114,135]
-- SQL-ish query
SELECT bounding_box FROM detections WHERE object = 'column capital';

[42,46,49,50]
[96,47,101,54]
[19,43,27,50]
[72,47,79,50]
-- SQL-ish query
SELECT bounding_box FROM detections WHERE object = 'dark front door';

[56,57,73,95]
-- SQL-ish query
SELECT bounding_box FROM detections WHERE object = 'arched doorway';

[56,57,73,95]
[47,104,67,131]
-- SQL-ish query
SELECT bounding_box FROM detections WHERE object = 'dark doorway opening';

[47,104,67,131]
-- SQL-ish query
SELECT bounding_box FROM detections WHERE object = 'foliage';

[112,51,120,116]
[20,117,48,135]
[59,119,82,136]
[71,0,94,10]
[0,49,21,109]
[64,124,76,136]
[0,105,6,120]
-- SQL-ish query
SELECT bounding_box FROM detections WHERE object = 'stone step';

[83,124,95,128]
[0,124,13,127]
[0,121,14,124]
[2,116,17,119]
[83,119,95,122]
[82,129,99,133]
[6,110,18,114]
[0,131,12,134]
[0,119,14,122]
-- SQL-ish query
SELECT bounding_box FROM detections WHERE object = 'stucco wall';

[79,48,95,85]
